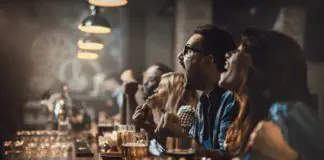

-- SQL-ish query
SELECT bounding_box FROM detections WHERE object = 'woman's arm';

[248,121,299,160]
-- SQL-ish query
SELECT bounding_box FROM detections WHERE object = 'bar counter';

[4,130,204,160]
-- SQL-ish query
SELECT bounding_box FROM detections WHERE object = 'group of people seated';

[121,25,324,160]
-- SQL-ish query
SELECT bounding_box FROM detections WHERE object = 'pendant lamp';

[78,34,104,50]
[88,0,128,7]
[78,5,112,34]
[77,50,99,60]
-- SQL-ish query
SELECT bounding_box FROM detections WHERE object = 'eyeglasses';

[183,45,207,56]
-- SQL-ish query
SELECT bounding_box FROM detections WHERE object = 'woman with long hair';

[132,72,198,141]
[219,28,324,159]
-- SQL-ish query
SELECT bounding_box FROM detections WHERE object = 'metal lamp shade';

[78,15,112,34]
[88,0,128,7]
[77,50,99,60]
[78,34,104,50]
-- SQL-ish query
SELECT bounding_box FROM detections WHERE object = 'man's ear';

[200,55,214,68]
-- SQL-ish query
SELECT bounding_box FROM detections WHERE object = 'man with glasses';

[157,25,239,157]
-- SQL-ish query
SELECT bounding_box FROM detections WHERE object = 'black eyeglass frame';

[183,45,208,56]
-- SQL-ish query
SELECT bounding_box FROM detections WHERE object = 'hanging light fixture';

[77,50,99,60]
[88,0,128,7]
[79,5,112,34]
[78,34,104,50]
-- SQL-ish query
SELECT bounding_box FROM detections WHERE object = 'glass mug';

[118,127,148,159]
[165,137,197,159]
[117,125,135,152]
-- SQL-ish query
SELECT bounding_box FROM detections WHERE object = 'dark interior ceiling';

[128,0,173,15]
[215,0,306,5]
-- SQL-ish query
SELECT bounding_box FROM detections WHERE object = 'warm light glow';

[59,100,65,105]
[88,0,128,7]
[77,51,99,60]
[78,25,111,34]
[78,40,104,50]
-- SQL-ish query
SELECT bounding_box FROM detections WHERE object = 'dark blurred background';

[0,0,324,153]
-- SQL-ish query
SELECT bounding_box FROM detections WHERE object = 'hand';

[146,94,166,109]
[132,104,149,124]
[249,121,298,160]
[123,82,138,96]
[155,113,184,137]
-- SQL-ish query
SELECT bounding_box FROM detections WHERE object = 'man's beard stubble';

[142,84,158,100]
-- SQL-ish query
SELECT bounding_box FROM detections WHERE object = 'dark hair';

[242,28,310,103]
[193,24,236,72]
[152,62,173,74]
[226,28,311,155]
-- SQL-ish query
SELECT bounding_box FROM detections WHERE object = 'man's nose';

[177,50,184,61]
[177,51,185,69]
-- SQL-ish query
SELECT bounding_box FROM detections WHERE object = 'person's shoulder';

[270,101,307,113]
[269,101,315,119]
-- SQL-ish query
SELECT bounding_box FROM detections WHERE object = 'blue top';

[245,101,324,160]
[190,87,239,151]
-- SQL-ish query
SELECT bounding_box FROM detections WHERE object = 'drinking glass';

[121,129,148,160]
[11,130,72,159]
[165,137,197,159]
[116,125,135,152]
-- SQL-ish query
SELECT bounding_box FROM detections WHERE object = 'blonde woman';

[132,72,198,139]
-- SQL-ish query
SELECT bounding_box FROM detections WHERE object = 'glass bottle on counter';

[52,97,71,131]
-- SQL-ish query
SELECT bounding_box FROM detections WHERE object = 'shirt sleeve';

[270,102,324,160]
[218,95,239,151]
[189,106,199,139]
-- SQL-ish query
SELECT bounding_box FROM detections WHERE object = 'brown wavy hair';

[225,28,311,155]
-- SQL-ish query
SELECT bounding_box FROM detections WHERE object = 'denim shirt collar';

[198,86,225,140]
[199,86,225,110]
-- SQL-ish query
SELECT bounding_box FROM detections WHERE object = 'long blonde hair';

[157,72,184,113]
[155,72,197,113]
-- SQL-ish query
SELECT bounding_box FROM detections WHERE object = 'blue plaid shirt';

[190,87,239,151]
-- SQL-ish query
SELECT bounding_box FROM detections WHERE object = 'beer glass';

[165,137,197,159]
[121,129,148,159]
